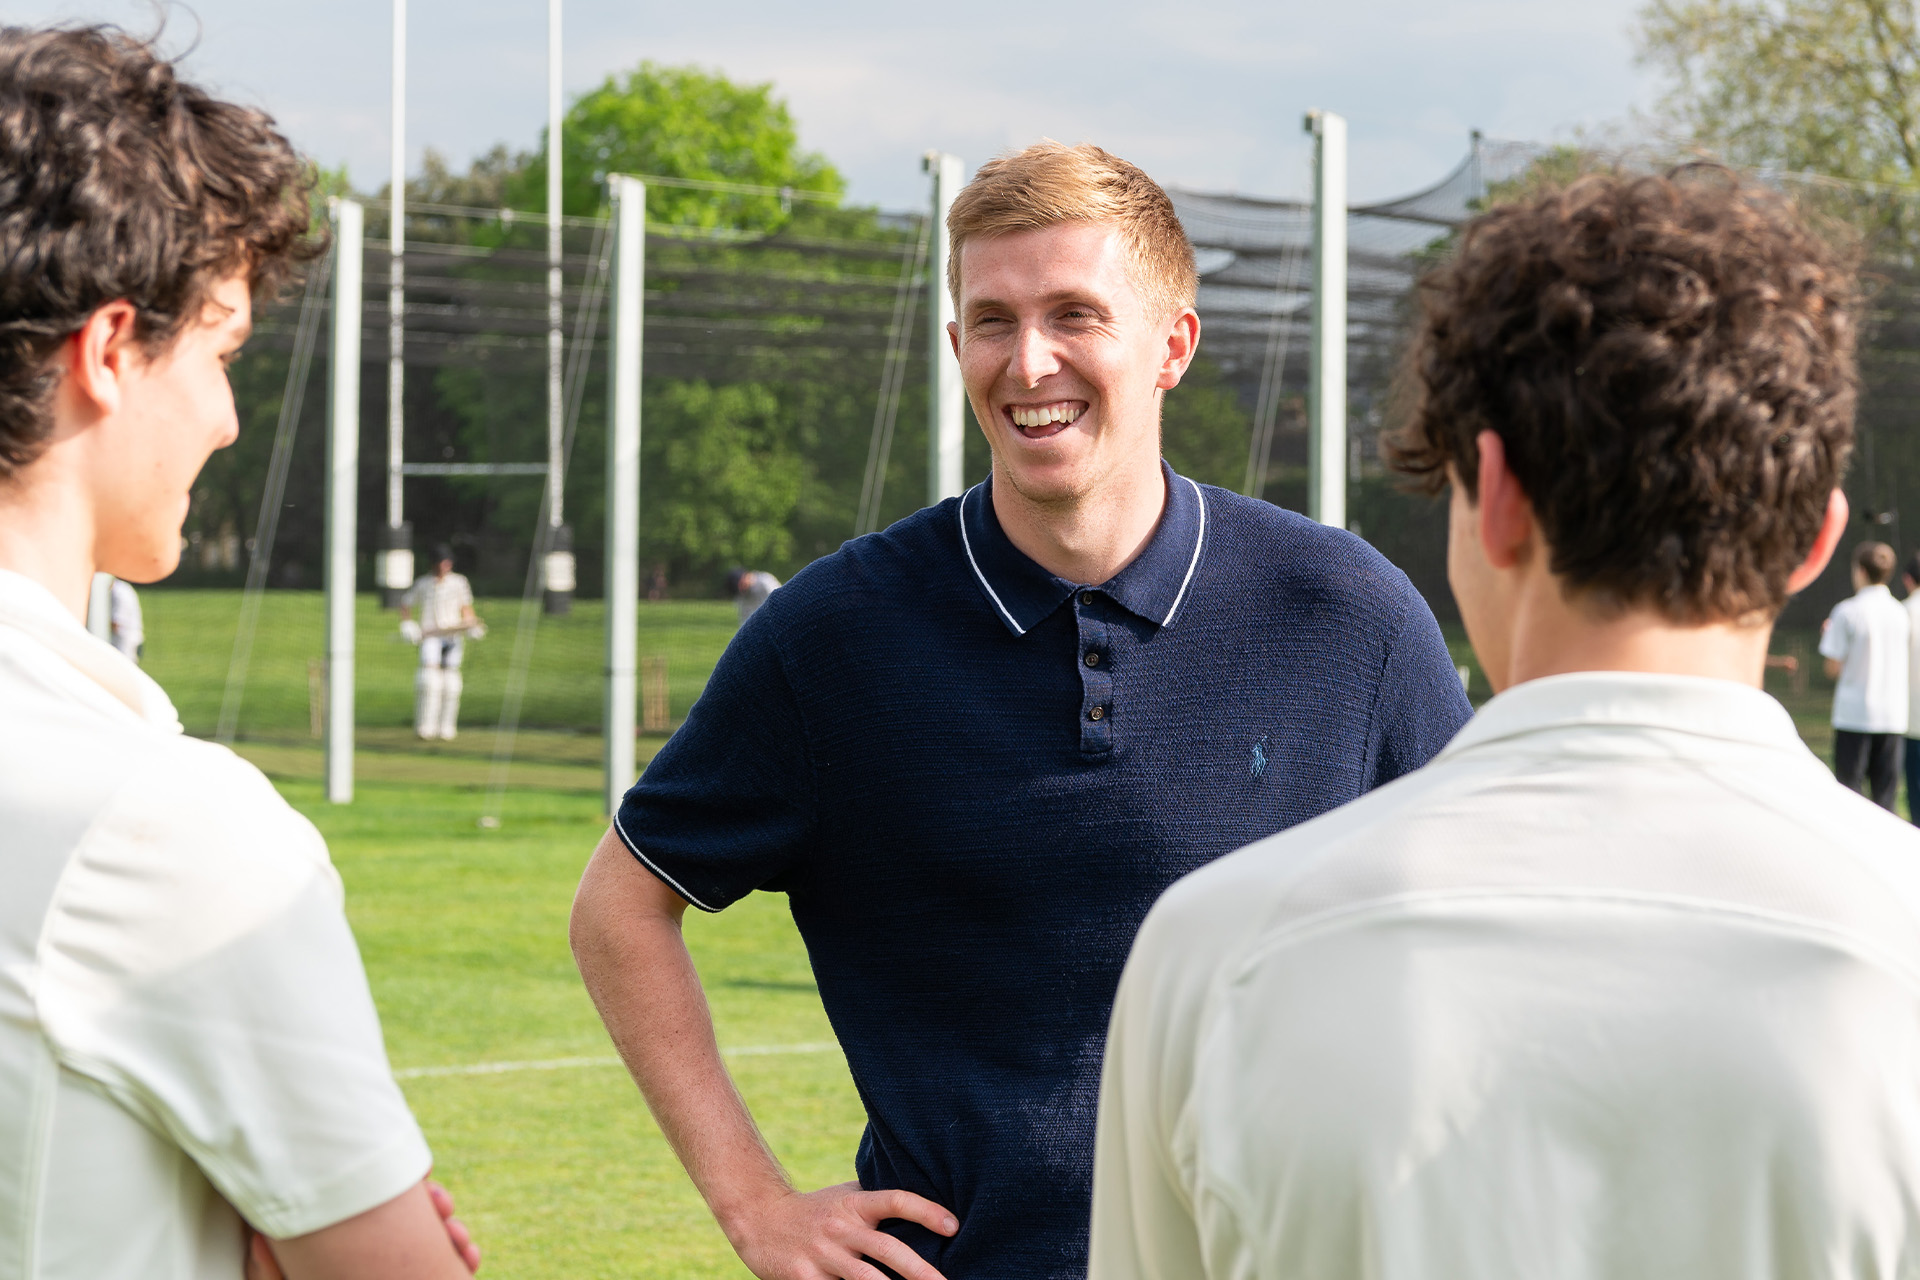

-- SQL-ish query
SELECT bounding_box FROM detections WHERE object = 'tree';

[1160,357,1253,492]
[514,62,843,230]
[1637,0,1920,240]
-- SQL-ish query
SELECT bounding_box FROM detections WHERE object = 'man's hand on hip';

[572,829,957,1280]
[728,1182,957,1280]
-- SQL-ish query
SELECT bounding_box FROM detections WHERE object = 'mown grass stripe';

[395,1041,841,1080]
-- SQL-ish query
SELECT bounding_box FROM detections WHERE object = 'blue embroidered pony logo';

[1249,735,1270,780]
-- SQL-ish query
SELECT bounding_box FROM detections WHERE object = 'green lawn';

[139,590,739,740]
[299,778,861,1278]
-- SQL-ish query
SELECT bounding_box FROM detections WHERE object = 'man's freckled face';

[953,222,1171,506]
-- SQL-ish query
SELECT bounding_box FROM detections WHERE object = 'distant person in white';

[400,544,483,741]
[108,575,142,660]
[0,25,478,1280]
[728,565,780,622]
[1090,170,1920,1279]
[1902,550,1920,823]
[1821,540,1909,809]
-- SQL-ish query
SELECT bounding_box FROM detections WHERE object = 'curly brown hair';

[0,24,318,476]
[1387,166,1858,623]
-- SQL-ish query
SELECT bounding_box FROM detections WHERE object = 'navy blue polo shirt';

[615,462,1472,1279]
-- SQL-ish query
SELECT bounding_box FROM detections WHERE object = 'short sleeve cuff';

[610,809,725,913]
[237,1125,432,1239]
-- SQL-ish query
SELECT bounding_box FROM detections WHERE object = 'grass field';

[137,589,1878,1276]
[138,590,740,741]
[304,778,865,1278]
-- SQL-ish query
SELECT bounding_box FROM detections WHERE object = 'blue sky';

[11,0,1658,210]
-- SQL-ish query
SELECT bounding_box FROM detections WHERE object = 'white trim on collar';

[1161,477,1207,627]
[957,483,1028,637]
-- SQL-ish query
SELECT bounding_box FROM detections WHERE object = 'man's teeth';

[1010,404,1084,428]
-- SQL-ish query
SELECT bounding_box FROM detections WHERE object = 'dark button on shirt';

[615,463,1473,1279]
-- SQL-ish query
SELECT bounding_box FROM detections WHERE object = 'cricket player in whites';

[400,543,484,740]
[1092,168,1920,1279]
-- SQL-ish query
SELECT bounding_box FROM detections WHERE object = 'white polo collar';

[1439,669,1807,762]
[0,569,179,729]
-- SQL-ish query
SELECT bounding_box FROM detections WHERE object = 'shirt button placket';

[1076,591,1113,754]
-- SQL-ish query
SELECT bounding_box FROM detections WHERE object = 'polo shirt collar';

[1439,670,1805,761]
[958,459,1208,637]
[0,568,178,728]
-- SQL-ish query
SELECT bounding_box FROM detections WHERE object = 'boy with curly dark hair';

[0,25,478,1280]
[1092,168,1920,1279]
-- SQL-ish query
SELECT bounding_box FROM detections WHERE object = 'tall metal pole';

[380,0,411,607]
[923,151,964,506]
[542,0,575,613]
[604,175,645,817]
[1304,110,1347,529]
[326,199,364,805]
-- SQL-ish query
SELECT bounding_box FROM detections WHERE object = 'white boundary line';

[394,1041,841,1081]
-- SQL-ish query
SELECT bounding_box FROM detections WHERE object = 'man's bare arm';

[249,1180,477,1280]
[570,827,957,1280]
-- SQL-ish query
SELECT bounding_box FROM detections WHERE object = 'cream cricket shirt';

[1092,672,1920,1280]
[0,571,430,1279]
[402,573,473,636]
[1821,583,1910,734]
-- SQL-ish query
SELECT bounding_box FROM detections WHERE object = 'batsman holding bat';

[399,543,486,741]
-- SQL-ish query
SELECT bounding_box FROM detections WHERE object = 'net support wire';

[855,208,931,537]
[215,254,332,745]
[479,189,617,828]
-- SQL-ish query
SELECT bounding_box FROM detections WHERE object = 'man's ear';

[1154,308,1201,391]
[63,300,141,419]
[1474,430,1535,571]
[947,320,959,359]
[1786,488,1850,595]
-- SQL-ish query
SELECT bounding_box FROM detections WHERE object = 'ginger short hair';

[1388,166,1857,624]
[1856,541,1896,586]
[945,141,1197,319]
[0,25,317,477]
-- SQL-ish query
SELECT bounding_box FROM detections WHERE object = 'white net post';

[1305,110,1348,529]
[326,199,364,804]
[603,176,645,816]
[381,0,412,607]
[924,151,964,505]
[542,0,576,615]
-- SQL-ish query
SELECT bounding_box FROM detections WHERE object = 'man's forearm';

[570,836,791,1235]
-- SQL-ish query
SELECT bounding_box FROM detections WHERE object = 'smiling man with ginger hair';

[572,140,1470,1280]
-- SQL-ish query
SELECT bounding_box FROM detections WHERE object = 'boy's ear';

[1787,489,1848,595]
[62,300,141,419]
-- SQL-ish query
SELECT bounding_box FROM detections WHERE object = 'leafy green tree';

[645,380,803,575]
[1160,357,1253,491]
[1638,0,1920,184]
[1635,0,1920,246]
[514,62,843,229]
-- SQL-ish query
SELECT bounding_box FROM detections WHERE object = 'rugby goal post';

[325,198,363,805]
[603,175,645,817]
